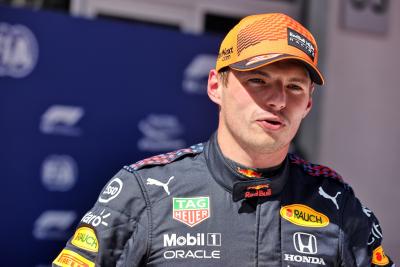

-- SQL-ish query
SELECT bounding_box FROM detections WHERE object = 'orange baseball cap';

[216,13,324,85]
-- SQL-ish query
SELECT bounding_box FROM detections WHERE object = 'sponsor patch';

[146,176,174,195]
[318,186,341,210]
[368,222,383,245]
[245,54,282,66]
[173,197,210,227]
[280,204,329,228]
[53,249,94,267]
[71,227,98,252]
[218,47,233,61]
[284,254,326,265]
[81,209,110,228]
[372,246,389,265]
[293,232,317,254]
[236,167,262,178]
[163,232,221,260]
[287,28,315,61]
[98,177,123,203]
[245,184,272,198]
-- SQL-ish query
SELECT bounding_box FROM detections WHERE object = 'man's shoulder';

[123,143,205,173]
[288,153,346,185]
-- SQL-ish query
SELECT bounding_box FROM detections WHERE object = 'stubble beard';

[225,117,290,155]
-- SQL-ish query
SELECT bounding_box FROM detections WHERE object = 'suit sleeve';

[52,168,149,267]
[340,188,394,266]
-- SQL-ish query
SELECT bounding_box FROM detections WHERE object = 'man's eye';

[287,84,303,91]
[248,78,265,84]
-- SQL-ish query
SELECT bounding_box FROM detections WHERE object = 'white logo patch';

[98,177,123,203]
[146,176,174,195]
[81,209,111,228]
[362,205,372,217]
[163,233,222,260]
[368,222,383,245]
[293,232,317,254]
[284,232,326,265]
[318,186,341,210]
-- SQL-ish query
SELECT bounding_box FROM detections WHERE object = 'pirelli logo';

[53,249,94,267]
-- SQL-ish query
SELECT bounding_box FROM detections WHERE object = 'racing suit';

[53,133,394,266]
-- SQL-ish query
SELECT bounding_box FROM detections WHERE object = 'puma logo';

[146,176,174,195]
[318,186,341,210]
[362,205,372,217]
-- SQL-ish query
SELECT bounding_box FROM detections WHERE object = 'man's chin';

[245,137,284,153]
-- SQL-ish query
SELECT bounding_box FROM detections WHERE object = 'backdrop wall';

[0,6,219,266]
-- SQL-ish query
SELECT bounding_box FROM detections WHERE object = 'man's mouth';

[256,118,284,130]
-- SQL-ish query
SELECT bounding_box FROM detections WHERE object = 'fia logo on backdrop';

[41,154,78,192]
[0,23,38,78]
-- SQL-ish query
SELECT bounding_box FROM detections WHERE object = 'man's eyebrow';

[288,77,309,84]
[236,70,271,78]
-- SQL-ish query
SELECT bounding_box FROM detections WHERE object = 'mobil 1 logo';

[163,232,222,260]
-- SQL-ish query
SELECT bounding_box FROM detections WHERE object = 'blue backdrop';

[0,5,219,266]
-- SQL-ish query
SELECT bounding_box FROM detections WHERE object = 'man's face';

[208,60,314,155]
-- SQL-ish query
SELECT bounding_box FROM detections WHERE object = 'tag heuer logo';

[173,196,210,227]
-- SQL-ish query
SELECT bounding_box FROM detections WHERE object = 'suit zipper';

[255,199,261,267]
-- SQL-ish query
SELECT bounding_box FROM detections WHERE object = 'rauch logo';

[71,227,99,252]
[280,204,329,227]
[173,196,210,227]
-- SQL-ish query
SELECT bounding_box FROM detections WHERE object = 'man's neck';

[216,129,288,169]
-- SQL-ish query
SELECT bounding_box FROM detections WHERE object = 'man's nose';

[265,83,286,110]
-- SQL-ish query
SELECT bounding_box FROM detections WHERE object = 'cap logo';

[218,47,233,61]
[287,28,315,61]
[245,54,282,66]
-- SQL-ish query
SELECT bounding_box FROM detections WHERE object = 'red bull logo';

[247,184,269,190]
[237,167,262,178]
[244,184,272,198]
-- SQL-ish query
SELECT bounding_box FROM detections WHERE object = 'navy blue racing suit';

[53,133,394,266]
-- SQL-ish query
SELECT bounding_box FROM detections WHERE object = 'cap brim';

[229,54,324,85]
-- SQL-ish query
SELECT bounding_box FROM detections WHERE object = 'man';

[53,13,393,266]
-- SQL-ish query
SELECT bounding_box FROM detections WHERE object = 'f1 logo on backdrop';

[33,210,77,240]
[137,114,186,152]
[182,54,216,94]
[40,105,85,136]
[293,232,318,254]
[0,22,38,78]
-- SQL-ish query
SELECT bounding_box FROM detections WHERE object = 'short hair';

[217,67,230,87]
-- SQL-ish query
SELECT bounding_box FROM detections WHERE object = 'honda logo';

[293,232,317,254]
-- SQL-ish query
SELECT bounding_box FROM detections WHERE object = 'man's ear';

[207,69,222,105]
